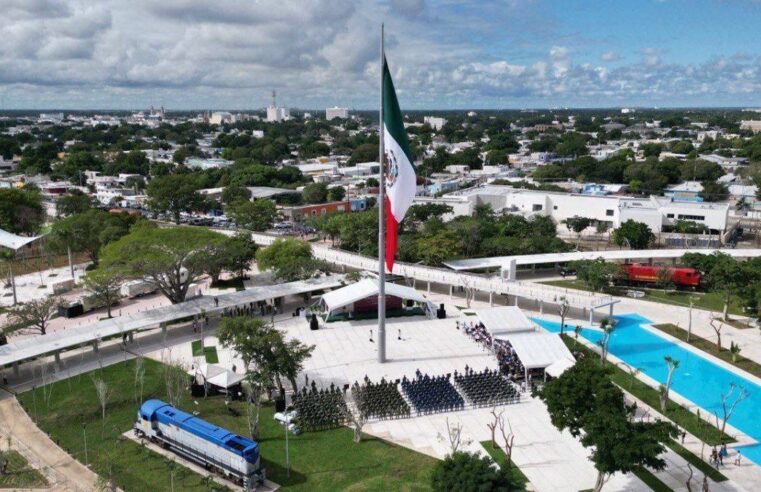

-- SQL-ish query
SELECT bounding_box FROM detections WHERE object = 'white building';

[418,185,730,234]
[209,112,234,125]
[266,106,290,122]
[424,116,448,131]
[326,107,349,120]
[186,158,234,170]
[39,113,64,123]
[740,120,761,133]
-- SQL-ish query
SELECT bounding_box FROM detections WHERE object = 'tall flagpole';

[377,24,387,364]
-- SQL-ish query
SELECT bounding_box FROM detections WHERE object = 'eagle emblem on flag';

[384,149,399,188]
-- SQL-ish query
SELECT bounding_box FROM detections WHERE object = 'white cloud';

[601,51,621,62]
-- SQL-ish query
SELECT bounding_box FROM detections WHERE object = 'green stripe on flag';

[383,57,414,165]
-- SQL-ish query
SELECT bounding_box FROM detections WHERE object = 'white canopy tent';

[189,363,245,389]
[318,278,433,320]
[498,331,576,382]
[474,306,535,336]
[544,356,577,378]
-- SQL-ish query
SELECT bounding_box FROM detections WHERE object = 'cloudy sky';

[1,0,761,110]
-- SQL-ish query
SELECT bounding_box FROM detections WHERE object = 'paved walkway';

[0,392,101,492]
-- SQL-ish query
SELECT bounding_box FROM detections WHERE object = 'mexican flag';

[382,56,416,272]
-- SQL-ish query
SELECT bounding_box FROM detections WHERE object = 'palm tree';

[659,356,680,412]
[598,318,616,364]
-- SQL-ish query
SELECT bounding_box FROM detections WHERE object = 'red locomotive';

[619,264,702,289]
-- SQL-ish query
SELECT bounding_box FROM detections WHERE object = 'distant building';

[266,90,290,122]
[209,112,234,125]
[424,116,448,131]
[39,113,64,123]
[280,200,350,222]
[740,120,761,133]
[186,158,234,170]
[326,107,349,120]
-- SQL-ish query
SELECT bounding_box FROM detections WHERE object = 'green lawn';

[479,441,528,489]
[654,323,761,379]
[0,450,48,489]
[17,359,437,492]
[191,341,219,363]
[543,279,744,316]
[665,440,728,482]
[562,335,731,445]
[632,466,673,492]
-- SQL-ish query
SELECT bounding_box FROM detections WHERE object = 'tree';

[91,375,111,421]
[0,187,45,235]
[431,451,518,492]
[302,182,328,204]
[558,296,570,335]
[707,254,746,321]
[221,184,251,205]
[659,356,679,412]
[539,358,677,492]
[204,233,257,284]
[655,267,674,293]
[564,216,591,249]
[612,220,654,250]
[48,209,134,267]
[729,341,742,363]
[146,174,203,224]
[4,296,61,335]
[256,238,318,282]
[327,186,346,202]
[56,190,92,216]
[573,258,618,292]
[100,224,227,303]
[714,383,749,440]
[228,199,278,231]
[698,181,728,202]
[709,319,724,351]
[82,267,123,318]
[349,142,378,164]
[217,317,314,392]
[598,318,616,364]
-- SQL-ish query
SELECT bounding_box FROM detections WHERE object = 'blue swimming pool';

[532,313,761,464]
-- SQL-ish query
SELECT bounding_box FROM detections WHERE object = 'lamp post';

[285,412,291,477]
[82,421,88,465]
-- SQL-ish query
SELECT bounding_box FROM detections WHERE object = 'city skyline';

[1,0,761,110]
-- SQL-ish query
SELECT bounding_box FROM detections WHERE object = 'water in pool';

[532,313,761,464]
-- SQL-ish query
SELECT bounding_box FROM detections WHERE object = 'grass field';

[654,323,761,379]
[543,279,744,316]
[561,335,731,445]
[0,450,48,489]
[190,340,219,363]
[17,358,437,492]
[479,441,528,489]
[632,465,672,492]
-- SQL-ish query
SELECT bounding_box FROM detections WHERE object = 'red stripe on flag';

[385,196,398,272]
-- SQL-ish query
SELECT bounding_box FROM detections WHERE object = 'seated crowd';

[453,366,520,407]
[402,370,465,415]
[353,376,411,420]
[292,381,348,431]
[457,320,493,348]
[494,339,525,381]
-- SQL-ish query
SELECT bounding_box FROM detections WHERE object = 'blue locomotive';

[134,400,265,489]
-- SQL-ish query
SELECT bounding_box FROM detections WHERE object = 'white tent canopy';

[189,363,245,389]
[318,278,431,316]
[474,306,535,336]
[0,228,40,251]
[501,332,575,371]
[545,356,576,378]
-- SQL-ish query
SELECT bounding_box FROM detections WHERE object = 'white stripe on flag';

[383,125,416,222]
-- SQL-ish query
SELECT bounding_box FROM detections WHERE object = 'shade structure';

[318,278,432,318]
[0,228,41,251]
[474,306,535,336]
[189,363,245,389]
[501,331,575,370]
[544,356,576,378]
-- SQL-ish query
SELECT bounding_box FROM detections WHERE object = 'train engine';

[619,264,701,289]
[134,399,264,489]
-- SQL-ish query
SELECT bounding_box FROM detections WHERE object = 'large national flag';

[382,56,416,272]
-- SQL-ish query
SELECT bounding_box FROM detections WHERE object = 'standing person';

[398,329,402,340]
[369,329,374,343]
[735,450,742,466]
[214,297,219,307]
[681,430,687,444]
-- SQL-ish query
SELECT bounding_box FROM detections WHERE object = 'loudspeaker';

[437,308,446,319]
[275,398,286,412]
[310,314,319,330]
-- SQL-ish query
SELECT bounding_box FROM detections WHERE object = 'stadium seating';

[453,367,520,407]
